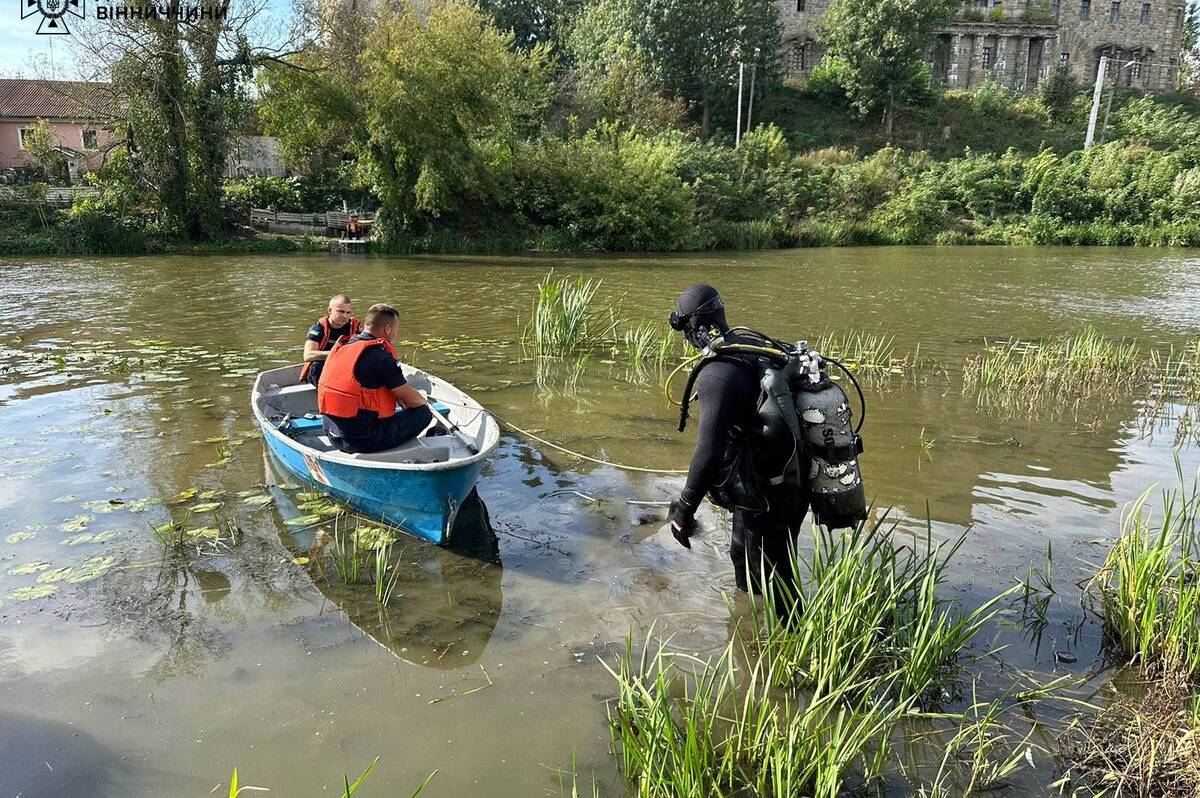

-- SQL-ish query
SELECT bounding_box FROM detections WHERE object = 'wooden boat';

[251,364,499,544]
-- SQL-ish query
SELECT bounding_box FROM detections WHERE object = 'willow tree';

[358,1,554,237]
[65,0,301,237]
[820,0,957,138]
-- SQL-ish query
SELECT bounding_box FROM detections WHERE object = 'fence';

[0,186,100,207]
[250,208,375,234]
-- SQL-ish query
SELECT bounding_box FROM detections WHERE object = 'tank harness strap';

[809,436,865,464]
[676,353,763,433]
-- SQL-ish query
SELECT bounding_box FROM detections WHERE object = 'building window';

[18,128,32,150]
[1140,2,1150,23]
[1109,1,1119,22]
[791,42,807,72]
[796,0,805,10]
[982,46,994,68]
[81,129,98,150]
[1052,0,1060,15]
[1081,0,1090,20]
[1061,52,1071,65]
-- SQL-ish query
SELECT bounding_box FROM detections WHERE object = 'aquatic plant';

[524,271,619,358]
[1088,479,1200,677]
[606,634,896,798]
[607,516,1019,798]
[963,326,1152,415]
[919,427,935,463]
[750,517,1016,706]
[372,540,403,605]
[330,521,363,585]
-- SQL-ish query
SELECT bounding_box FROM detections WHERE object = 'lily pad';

[284,515,321,527]
[125,497,161,513]
[241,494,273,507]
[169,488,198,504]
[37,567,74,584]
[189,502,222,513]
[6,527,40,544]
[7,561,51,576]
[184,527,220,539]
[68,555,118,583]
[8,584,57,601]
[52,495,79,503]
[82,499,125,514]
[58,515,93,533]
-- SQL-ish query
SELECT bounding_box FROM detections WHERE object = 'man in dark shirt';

[301,294,360,386]
[667,285,809,601]
[316,303,433,454]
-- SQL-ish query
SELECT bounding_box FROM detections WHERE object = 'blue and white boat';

[251,364,499,544]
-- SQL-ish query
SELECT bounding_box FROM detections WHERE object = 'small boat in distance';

[251,364,500,544]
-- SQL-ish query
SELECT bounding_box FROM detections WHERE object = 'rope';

[430,394,688,476]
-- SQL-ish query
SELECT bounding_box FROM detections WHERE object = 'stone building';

[776,0,1189,92]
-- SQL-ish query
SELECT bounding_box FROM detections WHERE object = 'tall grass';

[605,635,895,798]
[524,271,618,357]
[964,326,1143,400]
[607,515,1017,798]
[1089,478,1200,677]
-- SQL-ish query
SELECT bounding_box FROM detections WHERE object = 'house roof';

[0,79,115,120]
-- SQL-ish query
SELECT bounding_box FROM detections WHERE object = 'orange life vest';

[300,315,361,382]
[317,336,398,420]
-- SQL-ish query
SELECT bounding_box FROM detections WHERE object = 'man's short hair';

[364,303,398,328]
[329,294,352,306]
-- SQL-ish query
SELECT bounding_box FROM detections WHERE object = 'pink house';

[0,79,118,184]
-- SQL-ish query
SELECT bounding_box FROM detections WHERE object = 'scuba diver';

[667,284,867,604]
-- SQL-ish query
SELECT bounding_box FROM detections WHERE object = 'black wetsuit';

[680,358,808,595]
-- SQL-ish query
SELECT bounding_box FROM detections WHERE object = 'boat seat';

[269,384,318,416]
[316,435,452,464]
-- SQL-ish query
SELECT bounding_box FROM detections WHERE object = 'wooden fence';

[0,186,100,207]
[250,208,375,232]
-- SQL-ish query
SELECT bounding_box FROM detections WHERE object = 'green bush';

[511,126,699,251]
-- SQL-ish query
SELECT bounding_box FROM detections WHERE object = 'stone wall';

[774,0,1187,91]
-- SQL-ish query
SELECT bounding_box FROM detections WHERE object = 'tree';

[569,0,781,139]
[65,0,304,237]
[358,1,554,234]
[1038,65,1078,124]
[819,0,957,138]
[1182,2,1199,94]
[23,119,70,184]
[477,0,579,51]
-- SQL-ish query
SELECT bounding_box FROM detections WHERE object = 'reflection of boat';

[251,364,500,544]
[274,481,503,669]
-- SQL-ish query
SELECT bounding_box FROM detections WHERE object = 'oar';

[425,401,479,455]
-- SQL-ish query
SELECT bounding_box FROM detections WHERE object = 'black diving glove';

[668,497,697,549]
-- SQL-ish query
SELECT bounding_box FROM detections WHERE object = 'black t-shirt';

[322,333,409,440]
[307,319,355,350]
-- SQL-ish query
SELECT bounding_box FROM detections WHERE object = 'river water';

[1,247,1199,796]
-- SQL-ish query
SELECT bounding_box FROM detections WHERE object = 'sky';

[0,0,294,80]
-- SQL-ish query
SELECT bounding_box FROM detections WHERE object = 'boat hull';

[262,426,484,545]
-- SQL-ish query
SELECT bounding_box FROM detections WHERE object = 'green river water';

[1,247,1200,796]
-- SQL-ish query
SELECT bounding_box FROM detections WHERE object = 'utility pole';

[1084,55,1108,149]
[736,62,745,148]
[745,48,760,137]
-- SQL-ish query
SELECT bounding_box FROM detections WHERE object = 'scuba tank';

[677,330,867,530]
[790,342,867,529]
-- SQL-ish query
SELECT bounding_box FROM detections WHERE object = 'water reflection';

[272,476,504,669]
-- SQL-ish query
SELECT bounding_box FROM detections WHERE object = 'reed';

[607,515,1018,798]
[524,271,619,358]
[605,634,895,798]
[750,516,1015,706]
[330,519,362,585]
[1088,478,1200,677]
[372,540,402,605]
[963,326,1158,414]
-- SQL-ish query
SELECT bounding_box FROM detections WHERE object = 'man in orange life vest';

[301,294,360,387]
[317,303,433,454]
